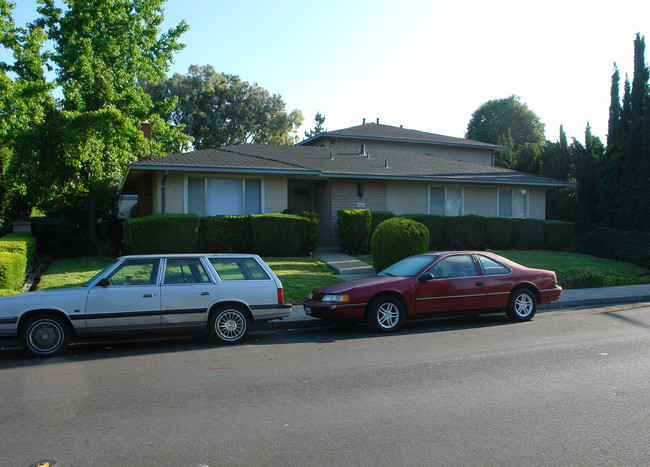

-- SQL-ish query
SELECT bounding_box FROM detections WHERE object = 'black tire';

[208,305,250,344]
[20,314,71,357]
[506,288,536,321]
[367,296,404,332]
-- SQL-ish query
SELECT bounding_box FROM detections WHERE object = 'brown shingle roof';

[127,144,572,188]
[298,122,510,151]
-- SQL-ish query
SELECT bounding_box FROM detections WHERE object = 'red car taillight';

[278,288,284,305]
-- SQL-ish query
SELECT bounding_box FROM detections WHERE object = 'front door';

[85,259,161,332]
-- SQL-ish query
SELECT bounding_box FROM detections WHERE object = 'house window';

[186,177,262,216]
[429,186,463,216]
[498,188,528,218]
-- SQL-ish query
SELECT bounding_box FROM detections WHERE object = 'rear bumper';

[539,286,563,304]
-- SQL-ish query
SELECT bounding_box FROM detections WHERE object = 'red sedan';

[303,251,562,332]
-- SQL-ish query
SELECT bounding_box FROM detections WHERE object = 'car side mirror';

[417,272,435,282]
[97,278,110,287]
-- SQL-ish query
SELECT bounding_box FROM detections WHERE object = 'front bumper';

[302,301,367,323]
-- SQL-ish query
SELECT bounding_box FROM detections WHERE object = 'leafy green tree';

[466,95,546,150]
[304,111,326,139]
[0,0,54,228]
[142,64,304,148]
[6,0,191,247]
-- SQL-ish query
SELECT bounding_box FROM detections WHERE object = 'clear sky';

[7,0,650,144]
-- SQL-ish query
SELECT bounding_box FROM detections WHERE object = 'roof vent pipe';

[362,118,366,124]
[384,160,389,168]
[376,118,380,124]
[360,144,366,155]
[329,150,334,160]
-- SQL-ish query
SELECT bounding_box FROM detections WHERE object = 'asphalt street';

[0,303,649,466]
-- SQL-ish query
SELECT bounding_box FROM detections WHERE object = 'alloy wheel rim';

[514,294,533,317]
[29,320,63,353]
[377,302,399,329]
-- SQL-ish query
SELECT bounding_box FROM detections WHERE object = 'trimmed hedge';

[485,217,513,250]
[284,210,320,253]
[543,220,575,250]
[337,209,371,254]
[0,232,36,267]
[31,217,75,255]
[251,214,315,256]
[371,217,429,272]
[201,216,253,253]
[512,219,544,250]
[440,215,487,250]
[578,227,650,269]
[0,251,26,291]
[400,214,444,250]
[123,214,199,254]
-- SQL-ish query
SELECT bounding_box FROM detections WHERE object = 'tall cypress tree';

[607,64,622,147]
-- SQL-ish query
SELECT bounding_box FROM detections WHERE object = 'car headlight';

[322,294,349,302]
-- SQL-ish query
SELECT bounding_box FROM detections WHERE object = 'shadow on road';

[0,313,518,367]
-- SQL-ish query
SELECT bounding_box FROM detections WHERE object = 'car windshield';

[82,259,120,287]
[377,255,438,277]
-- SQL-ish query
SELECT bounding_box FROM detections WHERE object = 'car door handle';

[142,293,155,298]
[475,282,484,286]
[200,291,211,296]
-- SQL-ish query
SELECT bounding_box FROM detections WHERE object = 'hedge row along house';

[120,121,574,245]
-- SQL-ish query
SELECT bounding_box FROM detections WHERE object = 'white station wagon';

[0,254,291,356]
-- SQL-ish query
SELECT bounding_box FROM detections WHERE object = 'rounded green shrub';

[371,217,430,272]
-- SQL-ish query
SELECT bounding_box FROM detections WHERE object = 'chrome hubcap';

[29,320,63,353]
[377,302,400,329]
[217,311,246,341]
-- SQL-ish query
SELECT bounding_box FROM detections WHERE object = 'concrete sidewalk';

[262,250,650,331]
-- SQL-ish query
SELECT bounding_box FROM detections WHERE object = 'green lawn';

[36,255,342,304]
[38,256,115,290]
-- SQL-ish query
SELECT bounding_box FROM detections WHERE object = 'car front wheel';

[209,305,250,344]
[20,314,71,357]
[506,288,536,321]
[367,296,404,332]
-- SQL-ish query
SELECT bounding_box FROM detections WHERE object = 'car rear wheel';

[20,314,70,357]
[506,288,536,321]
[367,296,404,332]
[209,305,250,344]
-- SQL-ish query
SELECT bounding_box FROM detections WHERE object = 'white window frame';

[184,175,265,216]
[497,188,529,218]
[427,185,464,217]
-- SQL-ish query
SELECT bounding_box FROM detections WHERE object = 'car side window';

[478,255,512,276]
[209,258,270,281]
[428,255,477,278]
[163,258,210,284]
[107,259,160,286]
